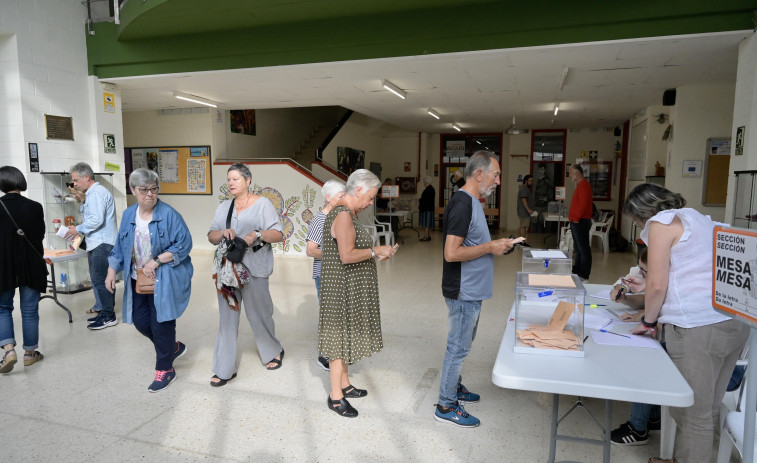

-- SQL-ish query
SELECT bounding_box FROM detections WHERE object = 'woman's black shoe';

[328,395,358,417]
[342,385,368,398]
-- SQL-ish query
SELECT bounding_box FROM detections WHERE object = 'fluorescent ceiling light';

[382,79,406,100]
[475,140,482,145]
[173,91,218,108]
[427,108,440,119]
[554,104,559,116]
[558,66,570,90]
[452,123,462,132]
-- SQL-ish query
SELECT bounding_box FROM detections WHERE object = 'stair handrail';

[315,109,354,161]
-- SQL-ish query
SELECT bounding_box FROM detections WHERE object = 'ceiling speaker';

[663,89,676,106]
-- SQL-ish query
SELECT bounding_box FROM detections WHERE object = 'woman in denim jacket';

[105,168,193,393]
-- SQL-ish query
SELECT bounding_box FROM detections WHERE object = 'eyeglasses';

[136,186,159,195]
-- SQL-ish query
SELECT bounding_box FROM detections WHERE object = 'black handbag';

[224,199,248,263]
[223,198,268,263]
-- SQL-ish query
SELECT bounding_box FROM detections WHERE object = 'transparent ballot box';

[513,272,586,357]
[521,248,572,274]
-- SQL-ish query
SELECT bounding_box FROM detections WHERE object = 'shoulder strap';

[0,198,45,260]
[226,198,236,229]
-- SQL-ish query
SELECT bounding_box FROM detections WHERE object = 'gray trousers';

[212,276,282,380]
[664,318,749,463]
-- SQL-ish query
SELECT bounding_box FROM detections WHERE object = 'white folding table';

[492,284,693,462]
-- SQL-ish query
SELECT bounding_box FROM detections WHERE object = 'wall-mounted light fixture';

[427,108,440,119]
[382,79,406,100]
[553,104,559,116]
[452,123,462,132]
[174,91,218,108]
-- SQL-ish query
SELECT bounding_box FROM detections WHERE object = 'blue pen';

[599,329,630,338]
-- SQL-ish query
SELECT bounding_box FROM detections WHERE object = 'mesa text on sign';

[713,226,757,328]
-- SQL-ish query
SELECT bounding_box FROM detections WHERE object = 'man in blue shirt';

[65,163,118,330]
[435,151,520,428]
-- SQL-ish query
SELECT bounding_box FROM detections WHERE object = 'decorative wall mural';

[217,182,316,254]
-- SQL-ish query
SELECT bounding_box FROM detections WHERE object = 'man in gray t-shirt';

[435,151,520,429]
[517,174,535,237]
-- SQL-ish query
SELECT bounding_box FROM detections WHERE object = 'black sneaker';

[173,341,187,361]
[87,313,101,322]
[647,417,661,432]
[316,355,330,371]
[610,421,648,446]
[87,314,118,330]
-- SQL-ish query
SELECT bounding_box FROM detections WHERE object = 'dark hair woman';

[0,166,47,373]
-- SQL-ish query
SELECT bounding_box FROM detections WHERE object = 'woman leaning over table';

[105,168,193,393]
[320,169,397,418]
[623,183,748,463]
[208,163,284,387]
[0,166,47,373]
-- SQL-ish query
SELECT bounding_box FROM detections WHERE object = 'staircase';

[293,125,332,167]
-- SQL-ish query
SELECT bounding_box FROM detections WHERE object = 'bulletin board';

[124,146,212,195]
[702,138,731,206]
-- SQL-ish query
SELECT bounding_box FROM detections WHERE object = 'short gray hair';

[322,179,346,199]
[129,168,160,189]
[464,150,497,179]
[70,162,94,180]
[346,169,381,195]
[228,162,252,181]
[624,183,686,223]
[423,176,432,185]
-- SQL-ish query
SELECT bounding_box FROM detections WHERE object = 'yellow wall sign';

[103,92,115,113]
[104,162,120,172]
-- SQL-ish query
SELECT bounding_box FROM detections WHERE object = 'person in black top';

[0,166,47,373]
[418,176,435,241]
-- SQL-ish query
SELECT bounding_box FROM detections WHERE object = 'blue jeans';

[131,279,176,371]
[314,276,321,301]
[88,243,115,317]
[0,286,41,350]
[438,298,482,407]
[630,403,661,431]
[570,219,592,279]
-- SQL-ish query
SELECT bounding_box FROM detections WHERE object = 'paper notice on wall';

[158,149,179,183]
[187,158,207,192]
[131,149,147,170]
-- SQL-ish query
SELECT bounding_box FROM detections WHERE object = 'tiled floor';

[0,230,727,462]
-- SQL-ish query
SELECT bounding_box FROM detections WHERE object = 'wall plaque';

[45,114,74,140]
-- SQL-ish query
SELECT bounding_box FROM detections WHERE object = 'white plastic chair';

[374,217,395,246]
[590,214,613,254]
[717,409,755,463]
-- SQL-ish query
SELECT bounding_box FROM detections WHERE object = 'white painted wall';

[725,33,757,223]
[224,107,342,159]
[0,0,126,224]
[667,84,735,222]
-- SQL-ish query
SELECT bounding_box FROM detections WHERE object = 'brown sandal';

[0,348,17,374]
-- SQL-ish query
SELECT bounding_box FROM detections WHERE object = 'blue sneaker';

[434,402,480,428]
[173,341,187,361]
[87,314,118,330]
[148,369,176,393]
[457,383,480,403]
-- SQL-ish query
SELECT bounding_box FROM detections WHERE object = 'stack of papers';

[517,326,580,350]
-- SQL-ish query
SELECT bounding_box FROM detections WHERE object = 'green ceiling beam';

[87,1,756,78]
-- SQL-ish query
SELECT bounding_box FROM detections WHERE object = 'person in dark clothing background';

[418,176,435,241]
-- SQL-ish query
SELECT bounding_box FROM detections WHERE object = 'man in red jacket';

[568,164,593,280]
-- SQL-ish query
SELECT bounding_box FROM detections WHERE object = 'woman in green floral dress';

[319,169,397,418]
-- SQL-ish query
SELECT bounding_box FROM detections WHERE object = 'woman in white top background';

[623,183,749,463]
